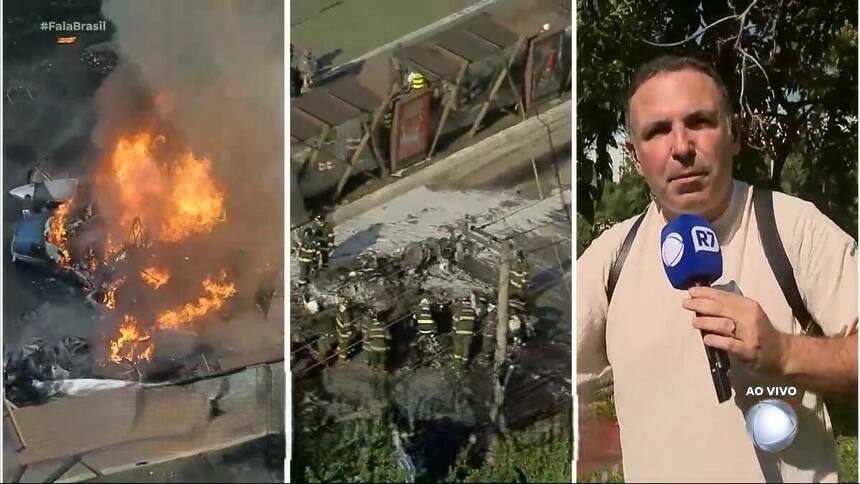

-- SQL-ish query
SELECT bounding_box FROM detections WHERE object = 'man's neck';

[660,179,735,223]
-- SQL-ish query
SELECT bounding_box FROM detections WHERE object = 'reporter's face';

[626,69,738,220]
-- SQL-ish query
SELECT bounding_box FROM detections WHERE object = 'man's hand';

[682,286,788,374]
[683,286,858,395]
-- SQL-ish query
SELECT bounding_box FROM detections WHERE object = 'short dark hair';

[624,56,734,133]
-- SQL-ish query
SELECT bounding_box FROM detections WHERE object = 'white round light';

[745,399,798,453]
[661,232,685,267]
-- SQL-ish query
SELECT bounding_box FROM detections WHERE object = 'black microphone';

[660,214,732,403]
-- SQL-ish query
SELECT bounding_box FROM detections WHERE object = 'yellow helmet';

[407,71,426,90]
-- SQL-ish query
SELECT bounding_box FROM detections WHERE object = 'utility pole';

[491,239,511,434]
[465,226,513,460]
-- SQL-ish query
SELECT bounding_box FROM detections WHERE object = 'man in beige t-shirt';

[577,56,858,482]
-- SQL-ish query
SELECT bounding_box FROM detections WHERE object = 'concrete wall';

[4,361,285,483]
[334,98,571,224]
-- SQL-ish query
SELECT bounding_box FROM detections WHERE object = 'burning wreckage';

[6,133,248,406]
[291,228,538,375]
[290,1,571,382]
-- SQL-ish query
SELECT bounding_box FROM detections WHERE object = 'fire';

[95,131,232,363]
[46,202,72,267]
[141,266,170,289]
[107,132,224,243]
[156,271,237,330]
[109,315,154,364]
[161,152,225,242]
[57,36,77,44]
[102,277,126,310]
[84,247,98,274]
[110,133,167,233]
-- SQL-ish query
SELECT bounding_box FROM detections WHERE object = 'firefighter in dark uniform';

[481,303,498,365]
[452,296,477,364]
[509,250,530,315]
[414,297,436,337]
[335,302,356,361]
[412,297,438,356]
[312,214,335,270]
[296,227,318,288]
[362,310,390,371]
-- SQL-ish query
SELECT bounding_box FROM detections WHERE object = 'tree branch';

[638,13,740,47]
[639,0,759,48]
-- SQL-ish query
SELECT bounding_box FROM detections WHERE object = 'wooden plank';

[333,130,371,200]
[333,82,400,200]
[427,62,469,159]
[5,398,27,451]
[468,36,525,138]
[523,36,536,113]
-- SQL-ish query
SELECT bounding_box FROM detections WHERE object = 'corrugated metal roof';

[293,89,364,127]
[327,77,383,113]
[461,14,520,48]
[290,109,324,142]
[428,28,500,63]
[397,44,464,80]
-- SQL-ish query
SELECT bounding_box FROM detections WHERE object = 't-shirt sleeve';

[786,202,858,337]
[576,225,622,400]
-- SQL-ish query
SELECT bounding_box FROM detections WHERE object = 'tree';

[577,0,858,240]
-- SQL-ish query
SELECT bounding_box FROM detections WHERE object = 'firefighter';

[412,297,438,356]
[311,318,337,363]
[509,250,530,315]
[413,297,436,337]
[362,309,390,371]
[296,227,318,288]
[473,302,498,366]
[452,296,477,364]
[406,71,427,92]
[296,47,317,94]
[312,214,335,270]
[335,302,356,361]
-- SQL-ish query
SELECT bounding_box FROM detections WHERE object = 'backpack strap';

[752,186,820,335]
[606,209,648,305]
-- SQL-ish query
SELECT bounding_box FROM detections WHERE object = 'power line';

[289,283,417,358]
[475,195,562,231]
[294,309,417,378]
[501,218,566,241]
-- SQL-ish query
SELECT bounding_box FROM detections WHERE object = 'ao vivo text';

[745,386,797,396]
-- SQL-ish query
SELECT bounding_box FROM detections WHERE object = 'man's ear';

[730,115,741,155]
[625,139,643,175]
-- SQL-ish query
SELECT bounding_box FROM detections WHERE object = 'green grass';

[449,429,572,483]
[838,436,858,483]
[293,413,572,483]
[579,467,624,483]
[293,417,406,483]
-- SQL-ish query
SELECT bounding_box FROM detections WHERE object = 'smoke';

[93,0,284,302]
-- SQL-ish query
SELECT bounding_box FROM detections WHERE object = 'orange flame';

[161,152,225,242]
[47,202,72,267]
[107,132,224,243]
[156,271,236,330]
[57,36,77,44]
[102,277,126,310]
[141,266,170,289]
[109,315,154,364]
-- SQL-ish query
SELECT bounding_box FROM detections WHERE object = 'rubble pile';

[291,229,536,376]
[4,337,93,405]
